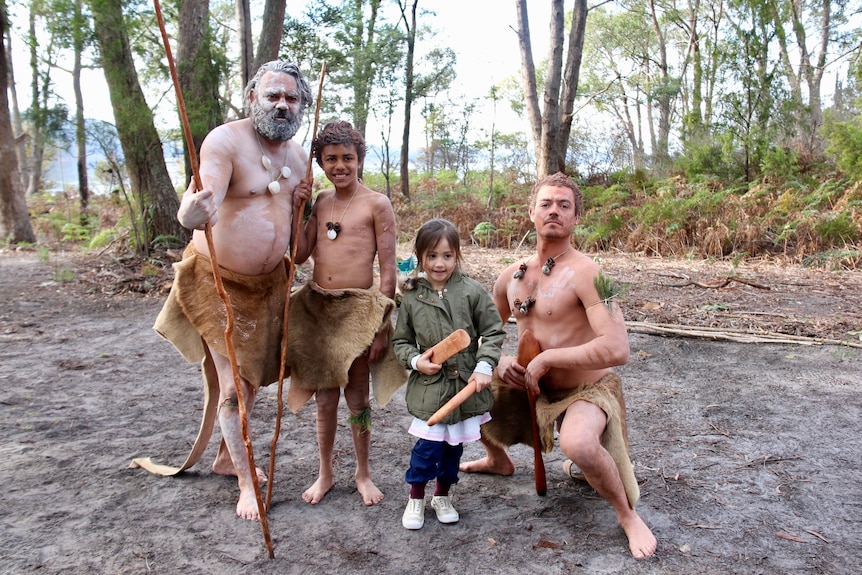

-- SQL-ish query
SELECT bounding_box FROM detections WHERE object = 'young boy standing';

[290,121,399,506]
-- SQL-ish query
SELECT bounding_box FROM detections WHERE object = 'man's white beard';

[253,104,302,141]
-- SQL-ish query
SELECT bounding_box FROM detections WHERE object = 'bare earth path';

[1,248,861,574]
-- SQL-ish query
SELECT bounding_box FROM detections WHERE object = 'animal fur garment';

[153,244,288,389]
[481,372,640,508]
[284,281,408,411]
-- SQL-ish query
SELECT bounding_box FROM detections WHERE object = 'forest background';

[0,0,861,272]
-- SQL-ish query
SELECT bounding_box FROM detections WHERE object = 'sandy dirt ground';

[1,247,861,575]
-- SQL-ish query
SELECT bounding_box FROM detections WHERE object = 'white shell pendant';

[327,228,338,240]
[268,180,282,194]
[261,155,272,170]
[281,166,292,179]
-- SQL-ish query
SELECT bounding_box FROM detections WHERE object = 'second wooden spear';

[267,63,326,510]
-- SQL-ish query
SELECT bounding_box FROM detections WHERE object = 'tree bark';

[236,0,253,87]
[253,0,286,71]
[89,0,186,253]
[178,0,223,184]
[73,0,89,219]
[517,0,588,177]
[0,0,35,243]
[398,0,417,199]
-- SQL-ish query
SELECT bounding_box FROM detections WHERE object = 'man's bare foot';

[302,476,334,505]
[459,456,515,476]
[621,514,657,559]
[356,476,384,506]
[211,457,267,484]
[236,488,264,521]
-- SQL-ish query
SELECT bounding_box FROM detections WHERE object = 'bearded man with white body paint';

[149,61,313,521]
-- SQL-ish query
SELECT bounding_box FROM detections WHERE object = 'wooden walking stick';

[153,0,273,558]
[267,62,326,510]
[517,329,547,496]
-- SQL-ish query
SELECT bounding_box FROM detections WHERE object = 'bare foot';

[236,488,264,521]
[356,476,384,506]
[302,476,334,505]
[459,456,515,476]
[211,457,267,484]
[621,513,657,559]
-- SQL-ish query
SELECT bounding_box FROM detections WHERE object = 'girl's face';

[421,237,457,290]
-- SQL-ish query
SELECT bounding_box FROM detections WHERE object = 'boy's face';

[319,144,360,188]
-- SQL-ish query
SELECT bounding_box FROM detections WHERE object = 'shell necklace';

[256,133,291,194]
[326,190,357,240]
[512,246,571,315]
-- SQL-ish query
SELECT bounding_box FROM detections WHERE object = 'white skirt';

[408,412,491,446]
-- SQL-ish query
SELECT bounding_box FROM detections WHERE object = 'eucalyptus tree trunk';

[0,0,35,243]
[516,0,587,177]
[89,0,186,254]
[236,0,253,87]
[73,0,89,219]
[398,0,417,199]
[179,0,223,183]
[253,0,286,71]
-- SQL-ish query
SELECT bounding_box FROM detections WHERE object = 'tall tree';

[178,0,223,183]
[397,0,417,198]
[252,0,286,70]
[0,0,36,243]
[235,0,252,86]
[71,0,90,219]
[516,0,588,177]
[89,0,186,253]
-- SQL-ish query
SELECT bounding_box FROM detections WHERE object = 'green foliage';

[60,222,91,243]
[761,146,801,181]
[823,116,862,180]
[151,235,185,249]
[815,212,859,244]
[88,229,115,250]
[54,266,75,282]
[593,270,625,317]
[472,222,496,246]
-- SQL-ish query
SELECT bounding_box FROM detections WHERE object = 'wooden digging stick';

[153,0,273,557]
[267,63,326,510]
[517,329,547,496]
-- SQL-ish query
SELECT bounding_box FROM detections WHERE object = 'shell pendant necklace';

[512,246,571,315]
[326,190,357,240]
[256,133,291,194]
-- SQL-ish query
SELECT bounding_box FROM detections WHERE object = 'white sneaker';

[430,495,459,524]
[402,498,426,530]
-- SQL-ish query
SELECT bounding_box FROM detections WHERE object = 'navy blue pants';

[405,438,464,486]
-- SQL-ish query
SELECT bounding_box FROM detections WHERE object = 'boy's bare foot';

[621,513,657,559]
[302,476,334,505]
[236,488,264,521]
[459,456,515,476]
[356,476,384,506]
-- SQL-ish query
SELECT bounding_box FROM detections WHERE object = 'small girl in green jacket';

[393,218,506,530]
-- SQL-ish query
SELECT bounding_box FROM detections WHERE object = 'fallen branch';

[656,272,771,290]
[626,321,862,349]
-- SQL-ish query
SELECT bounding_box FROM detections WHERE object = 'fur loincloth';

[134,245,288,476]
[153,243,288,389]
[284,281,408,411]
[482,372,640,508]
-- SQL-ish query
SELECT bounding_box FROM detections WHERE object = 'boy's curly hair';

[312,121,367,166]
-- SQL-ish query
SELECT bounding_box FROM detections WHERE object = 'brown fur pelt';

[153,244,288,390]
[482,372,640,508]
[285,281,408,408]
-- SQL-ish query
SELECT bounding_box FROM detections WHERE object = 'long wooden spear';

[267,63,326,510]
[152,0,273,558]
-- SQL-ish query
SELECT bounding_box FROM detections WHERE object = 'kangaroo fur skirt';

[481,371,640,508]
